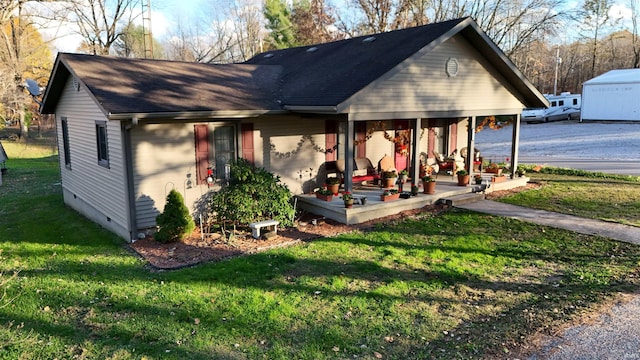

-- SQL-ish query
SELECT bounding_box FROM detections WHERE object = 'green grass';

[498,167,640,226]
[2,144,640,359]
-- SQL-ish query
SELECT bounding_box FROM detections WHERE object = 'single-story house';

[581,69,640,122]
[40,17,546,242]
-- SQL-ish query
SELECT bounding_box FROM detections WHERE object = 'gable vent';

[362,36,376,43]
[446,57,459,77]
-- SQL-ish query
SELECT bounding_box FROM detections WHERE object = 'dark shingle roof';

[244,18,466,107]
[41,17,547,117]
[41,54,283,115]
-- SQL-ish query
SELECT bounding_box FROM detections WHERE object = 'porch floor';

[296,175,529,225]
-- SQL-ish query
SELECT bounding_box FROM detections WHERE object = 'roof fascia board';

[336,18,474,113]
[107,109,286,121]
[283,105,338,113]
[347,108,524,121]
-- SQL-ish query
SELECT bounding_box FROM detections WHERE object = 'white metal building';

[581,69,640,122]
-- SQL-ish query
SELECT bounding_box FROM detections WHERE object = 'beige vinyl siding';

[55,76,129,238]
[253,116,327,194]
[346,34,523,115]
[131,122,215,229]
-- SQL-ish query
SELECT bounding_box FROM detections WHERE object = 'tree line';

[1,0,637,135]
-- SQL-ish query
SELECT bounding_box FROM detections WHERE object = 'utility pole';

[553,46,561,95]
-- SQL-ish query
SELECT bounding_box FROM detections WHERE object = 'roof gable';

[244,18,467,107]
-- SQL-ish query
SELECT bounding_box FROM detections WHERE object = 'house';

[40,17,546,242]
[581,69,640,122]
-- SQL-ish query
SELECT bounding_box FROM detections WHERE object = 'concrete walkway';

[457,200,640,245]
[456,199,640,359]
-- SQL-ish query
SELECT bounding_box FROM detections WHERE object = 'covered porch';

[297,174,529,225]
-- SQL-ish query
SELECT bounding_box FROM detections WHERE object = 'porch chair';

[432,150,456,178]
[460,147,483,172]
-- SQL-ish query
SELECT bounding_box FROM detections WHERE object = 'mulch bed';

[129,182,541,270]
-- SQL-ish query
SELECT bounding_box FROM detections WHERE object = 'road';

[475,121,640,176]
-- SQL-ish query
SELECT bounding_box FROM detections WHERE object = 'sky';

[37,0,636,54]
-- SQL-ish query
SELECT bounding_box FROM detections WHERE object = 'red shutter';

[194,124,210,185]
[428,119,436,158]
[241,123,254,164]
[450,121,458,155]
[325,120,337,161]
[355,122,366,158]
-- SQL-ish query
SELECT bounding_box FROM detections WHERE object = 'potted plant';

[381,170,397,188]
[485,163,502,175]
[410,183,419,196]
[421,175,436,194]
[315,187,334,201]
[516,166,526,177]
[326,177,341,195]
[473,174,483,185]
[380,189,400,201]
[398,169,409,182]
[342,191,354,208]
[456,169,470,186]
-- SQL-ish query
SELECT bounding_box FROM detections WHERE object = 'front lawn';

[2,153,640,359]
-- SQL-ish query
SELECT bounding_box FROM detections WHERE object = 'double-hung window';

[61,117,71,168]
[96,121,109,168]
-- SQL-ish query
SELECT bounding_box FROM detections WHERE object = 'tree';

[263,0,296,49]
[67,0,140,55]
[0,10,51,137]
[291,0,341,45]
[114,22,163,58]
[579,0,614,78]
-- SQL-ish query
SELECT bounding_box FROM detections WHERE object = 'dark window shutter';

[241,123,254,164]
[194,124,210,185]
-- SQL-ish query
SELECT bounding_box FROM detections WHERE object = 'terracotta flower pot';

[457,174,470,186]
[423,181,436,194]
[382,178,397,188]
[315,193,333,201]
[327,183,340,195]
[380,193,400,201]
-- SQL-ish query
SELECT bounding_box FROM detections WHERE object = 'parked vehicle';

[522,92,581,123]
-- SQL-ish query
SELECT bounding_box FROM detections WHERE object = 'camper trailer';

[521,92,581,123]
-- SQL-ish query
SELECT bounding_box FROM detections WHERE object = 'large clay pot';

[457,174,470,186]
[327,183,340,195]
[423,180,436,194]
[383,177,397,188]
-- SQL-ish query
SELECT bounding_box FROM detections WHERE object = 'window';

[61,118,71,168]
[573,98,578,105]
[194,124,236,183]
[214,126,235,179]
[559,100,564,106]
[551,101,557,107]
[95,121,109,168]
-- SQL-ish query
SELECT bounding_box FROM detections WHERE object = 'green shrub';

[209,159,294,229]
[155,189,196,243]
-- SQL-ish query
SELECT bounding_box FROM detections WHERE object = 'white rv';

[521,92,581,123]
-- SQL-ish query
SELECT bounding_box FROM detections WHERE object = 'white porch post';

[344,120,355,192]
[510,113,521,178]
[467,116,477,176]
[411,118,421,182]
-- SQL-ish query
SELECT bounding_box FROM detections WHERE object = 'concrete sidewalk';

[457,200,640,245]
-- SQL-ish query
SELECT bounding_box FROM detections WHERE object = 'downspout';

[467,116,477,176]
[123,117,138,242]
[510,113,521,178]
